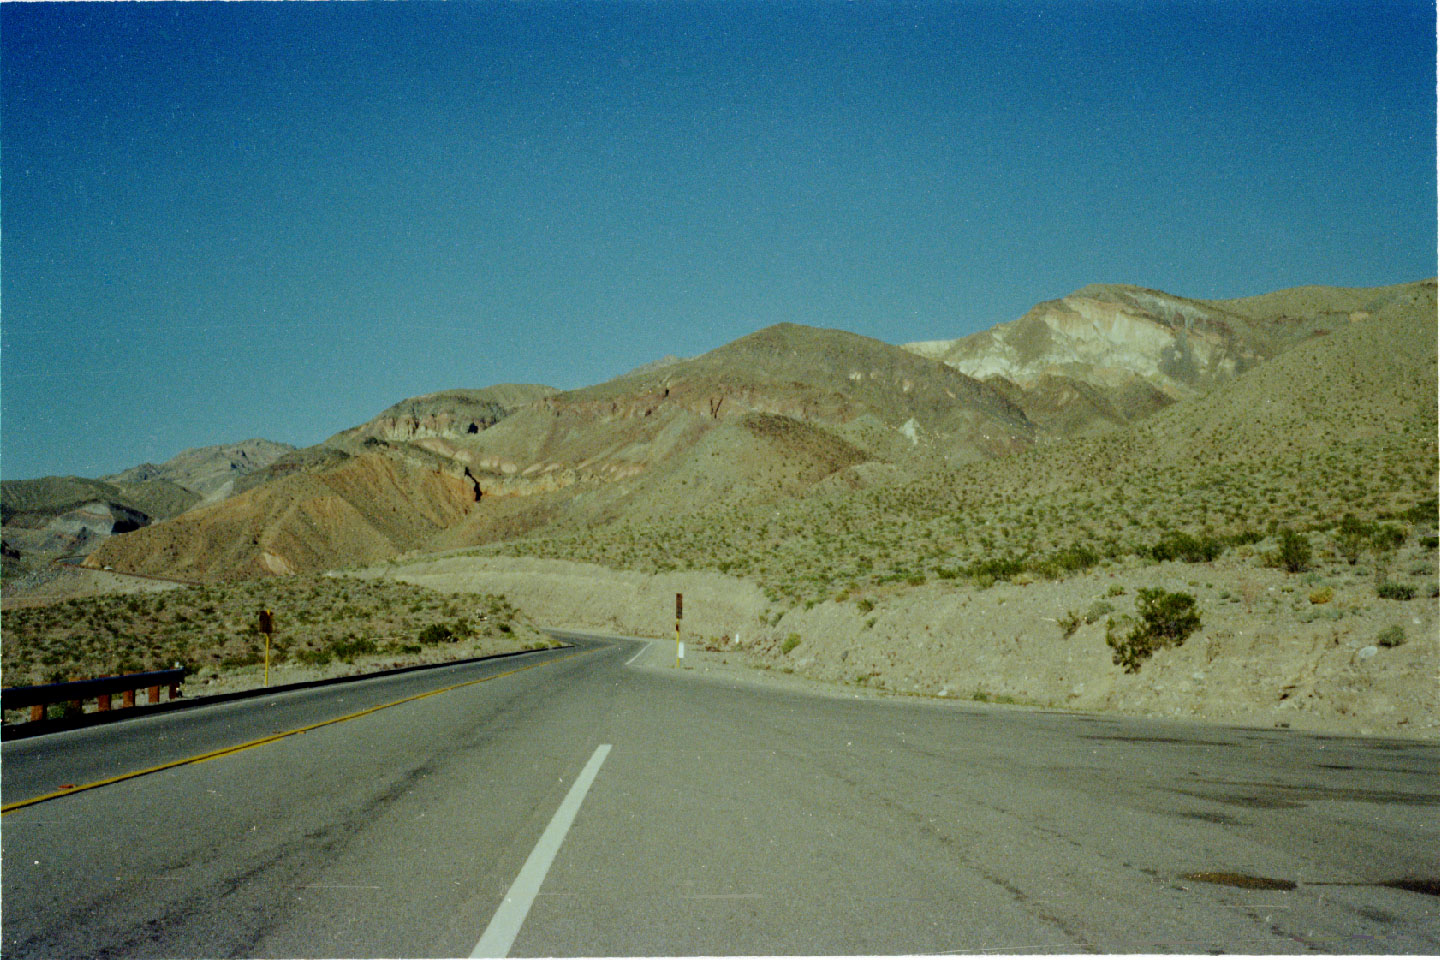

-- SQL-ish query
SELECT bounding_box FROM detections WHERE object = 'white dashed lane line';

[470,743,613,958]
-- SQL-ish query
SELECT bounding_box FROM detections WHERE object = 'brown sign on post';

[258,608,274,636]
[675,593,683,620]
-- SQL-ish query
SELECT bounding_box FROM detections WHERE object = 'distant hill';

[1,438,294,580]
[329,385,558,449]
[901,280,1433,436]
[503,280,1437,604]
[104,438,295,503]
[81,279,1436,588]
[87,326,1033,579]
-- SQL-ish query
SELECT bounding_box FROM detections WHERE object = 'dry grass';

[0,575,553,690]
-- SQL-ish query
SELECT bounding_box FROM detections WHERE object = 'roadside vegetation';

[0,575,552,691]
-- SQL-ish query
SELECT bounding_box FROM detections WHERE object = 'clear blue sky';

[3,1,1434,480]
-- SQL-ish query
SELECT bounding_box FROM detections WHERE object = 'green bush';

[855,598,875,613]
[1377,625,1406,647]
[781,633,802,655]
[330,636,377,662]
[1377,582,1416,600]
[967,555,1027,582]
[1105,588,1201,674]
[1272,528,1312,573]
[417,623,455,645]
[1334,514,1371,565]
[1370,523,1408,552]
[1149,532,1223,564]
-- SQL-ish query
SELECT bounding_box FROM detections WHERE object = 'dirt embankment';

[364,554,1438,740]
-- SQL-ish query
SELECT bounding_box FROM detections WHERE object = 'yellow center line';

[2,648,589,816]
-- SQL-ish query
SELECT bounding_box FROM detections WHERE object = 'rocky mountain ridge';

[902,280,1430,435]
[1,438,294,582]
[77,278,1437,584]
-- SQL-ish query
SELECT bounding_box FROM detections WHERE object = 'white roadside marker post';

[675,592,683,668]
[258,608,275,687]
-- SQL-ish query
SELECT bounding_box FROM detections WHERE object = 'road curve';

[3,632,1437,957]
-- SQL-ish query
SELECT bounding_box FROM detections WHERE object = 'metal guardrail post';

[2,669,188,724]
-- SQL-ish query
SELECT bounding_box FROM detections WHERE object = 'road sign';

[676,593,683,620]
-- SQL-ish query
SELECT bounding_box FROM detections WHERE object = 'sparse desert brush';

[781,633,802,655]
[1376,582,1417,600]
[1308,586,1334,605]
[1105,588,1201,674]
[1,577,539,687]
[1377,624,1406,647]
[1267,528,1313,573]
[1148,531,1224,564]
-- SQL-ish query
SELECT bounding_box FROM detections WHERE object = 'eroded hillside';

[86,325,1038,580]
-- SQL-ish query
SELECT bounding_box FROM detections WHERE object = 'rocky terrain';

[9,277,1435,738]
[354,538,1438,739]
[1,438,292,590]
[904,280,1426,436]
[103,438,296,504]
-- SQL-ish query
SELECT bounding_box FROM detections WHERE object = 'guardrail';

[3,669,187,723]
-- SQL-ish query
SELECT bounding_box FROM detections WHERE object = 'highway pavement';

[2,631,1437,957]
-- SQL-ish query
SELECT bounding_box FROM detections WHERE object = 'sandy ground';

[181,631,557,699]
[361,552,1438,740]
[1,563,186,608]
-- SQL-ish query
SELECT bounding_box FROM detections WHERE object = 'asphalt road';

[2,632,1436,957]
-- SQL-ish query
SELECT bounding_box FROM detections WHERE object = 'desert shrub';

[296,647,333,667]
[1270,528,1312,573]
[855,598,875,613]
[1308,586,1334,605]
[1334,515,1371,565]
[1377,625,1406,647]
[1084,599,1115,623]
[781,633,801,655]
[1228,527,1265,547]
[330,636,376,662]
[1058,610,1083,638]
[1376,582,1416,601]
[1105,584,1126,598]
[1105,588,1201,674]
[1401,497,1438,524]
[1149,532,1223,564]
[1370,523,1408,552]
[418,623,455,645]
[1043,544,1101,577]
[967,555,1027,582]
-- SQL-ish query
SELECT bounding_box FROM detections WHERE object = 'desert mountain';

[1,438,295,580]
[103,438,295,504]
[902,280,1431,435]
[513,279,1437,602]
[82,280,1436,585]
[329,386,559,448]
[87,326,1033,580]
